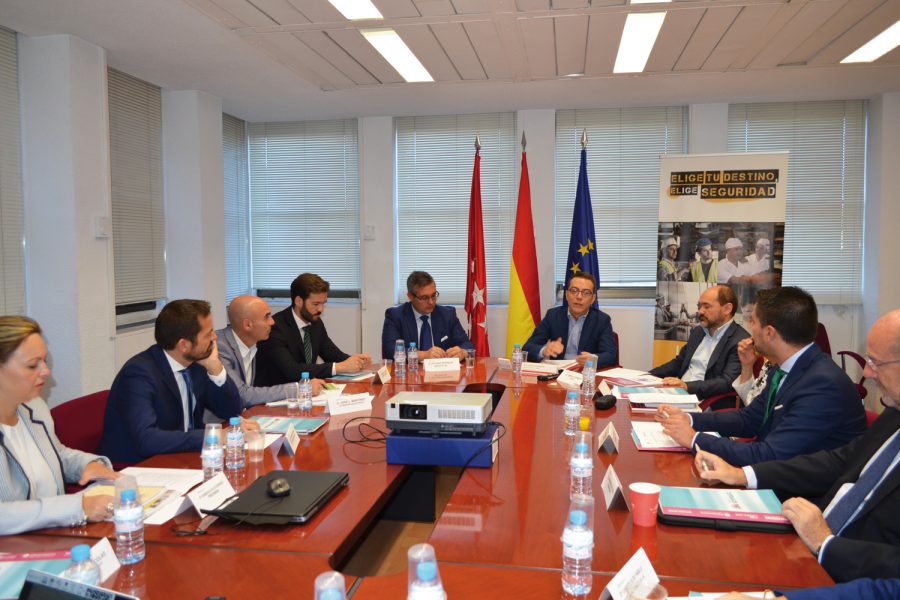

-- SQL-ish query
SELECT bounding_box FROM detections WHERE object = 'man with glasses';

[381,271,473,360]
[523,272,617,368]
[256,273,370,382]
[696,308,900,582]
[649,285,750,401]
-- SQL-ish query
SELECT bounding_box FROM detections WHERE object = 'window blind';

[727,101,866,304]
[223,113,249,302]
[247,119,360,293]
[395,113,518,304]
[0,27,24,314]
[554,107,686,290]
[107,68,166,307]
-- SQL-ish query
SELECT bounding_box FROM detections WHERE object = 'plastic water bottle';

[225,416,245,470]
[407,543,446,600]
[394,339,407,374]
[314,571,347,600]
[201,430,224,481]
[582,360,596,396]
[287,381,300,416]
[61,544,100,586]
[561,495,594,596]
[564,390,580,436]
[511,343,524,374]
[114,489,146,565]
[299,372,313,416]
[570,431,593,497]
[408,342,418,372]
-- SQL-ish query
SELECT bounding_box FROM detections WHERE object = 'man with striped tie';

[696,308,900,582]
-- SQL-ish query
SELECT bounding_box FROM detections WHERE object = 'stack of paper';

[619,388,701,413]
[252,415,329,435]
[543,359,578,371]
[520,361,558,376]
[597,367,662,387]
[630,421,689,452]
[117,467,205,524]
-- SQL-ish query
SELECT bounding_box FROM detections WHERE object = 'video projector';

[386,391,493,435]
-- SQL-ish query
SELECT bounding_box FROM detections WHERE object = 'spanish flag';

[505,147,541,357]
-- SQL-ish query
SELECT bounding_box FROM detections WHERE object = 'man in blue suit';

[522,272,617,368]
[99,300,245,464]
[659,286,865,467]
[650,285,749,399]
[381,271,473,360]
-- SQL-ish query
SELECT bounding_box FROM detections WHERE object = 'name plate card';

[376,364,391,383]
[423,357,461,373]
[557,369,584,390]
[90,537,121,581]
[597,422,620,453]
[281,423,300,456]
[497,357,512,370]
[520,361,558,375]
[327,393,374,416]
[600,465,628,511]
[603,548,661,600]
[187,473,236,515]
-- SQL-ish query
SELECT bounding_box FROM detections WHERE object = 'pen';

[694,444,710,472]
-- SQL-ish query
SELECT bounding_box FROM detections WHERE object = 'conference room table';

[3,358,834,598]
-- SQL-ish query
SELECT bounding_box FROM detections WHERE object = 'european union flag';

[565,147,599,308]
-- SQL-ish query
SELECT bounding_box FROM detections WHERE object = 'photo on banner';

[655,153,789,356]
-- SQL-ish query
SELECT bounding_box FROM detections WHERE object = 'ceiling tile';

[584,12,626,75]
[674,6,741,71]
[400,24,461,80]
[375,0,423,18]
[253,32,355,89]
[246,0,308,25]
[328,28,405,83]
[516,0,550,11]
[701,4,781,71]
[464,20,512,78]
[294,31,379,84]
[431,21,487,79]
[283,0,344,22]
[184,0,247,30]
[551,0,589,8]
[750,0,846,68]
[729,2,807,70]
[781,0,884,66]
[807,0,900,66]
[645,8,703,73]
[518,16,556,78]
[554,15,588,76]
[414,0,456,17]
[211,0,279,26]
[451,0,490,14]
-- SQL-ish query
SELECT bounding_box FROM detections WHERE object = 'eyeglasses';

[865,356,900,371]
[414,291,440,303]
[566,287,595,298]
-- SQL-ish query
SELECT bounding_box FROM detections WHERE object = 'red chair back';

[50,390,109,454]
[866,410,879,429]
[613,331,621,367]
[815,323,832,357]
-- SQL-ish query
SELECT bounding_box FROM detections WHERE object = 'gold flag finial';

[581,128,588,149]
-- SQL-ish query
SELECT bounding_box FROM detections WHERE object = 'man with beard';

[255,273,370,382]
[100,299,244,464]
[658,285,864,466]
[696,309,900,582]
[649,285,749,400]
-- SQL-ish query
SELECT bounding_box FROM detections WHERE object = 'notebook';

[203,470,349,525]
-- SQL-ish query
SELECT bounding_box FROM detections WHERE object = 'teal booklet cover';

[659,486,790,525]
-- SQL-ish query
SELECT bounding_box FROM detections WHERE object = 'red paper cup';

[629,482,661,527]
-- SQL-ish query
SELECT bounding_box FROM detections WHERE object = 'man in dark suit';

[659,286,865,466]
[255,273,370,382]
[217,295,324,407]
[381,271,473,360]
[522,272,617,368]
[99,299,245,464]
[696,308,900,582]
[649,285,749,399]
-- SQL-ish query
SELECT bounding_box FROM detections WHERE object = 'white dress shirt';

[163,351,226,431]
[683,320,733,383]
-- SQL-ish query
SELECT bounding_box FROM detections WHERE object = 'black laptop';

[203,470,349,525]
[18,571,139,600]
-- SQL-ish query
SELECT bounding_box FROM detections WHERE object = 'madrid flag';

[465,140,490,356]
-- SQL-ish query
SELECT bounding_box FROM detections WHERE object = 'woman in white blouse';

[0,316,117,534]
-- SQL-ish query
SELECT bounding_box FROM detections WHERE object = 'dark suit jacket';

[754,407,900,582]
[522,306,617,368]
[381,303,473,359]
[98,344,242,464]
[783,578,900,600]
[649,322,749,398]
[255,306,349,382]
[691,344,865,466]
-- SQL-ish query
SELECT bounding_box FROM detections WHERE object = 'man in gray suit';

[217,295,323,408]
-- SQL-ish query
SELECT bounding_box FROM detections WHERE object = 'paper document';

[598,368,663,386]
[520,361,558,375]
[327,371,376,381]
[614,385,688,399]
[631,421,688,452]
[120,467,204,494]
[628,393,700,405]
[252,415,328,435]
[669,594,767,599]
[544,359,578,370]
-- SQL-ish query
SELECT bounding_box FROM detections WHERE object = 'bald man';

[217,295,323,408]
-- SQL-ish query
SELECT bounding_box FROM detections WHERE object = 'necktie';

[825,432,900,534]
[180,369,196,431]
[761,367,785,427]
[302,326,313,364]
[419,315,433,351]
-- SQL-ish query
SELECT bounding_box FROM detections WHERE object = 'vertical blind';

[0,27,24,314]
[223,113,249,302]
[395,113,518,304]
[248,119,360,293]
[727,101,866,304]
[554,107,686,289]
[107,68,166,307]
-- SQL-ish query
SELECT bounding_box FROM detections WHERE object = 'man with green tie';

[656,286,865,466]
